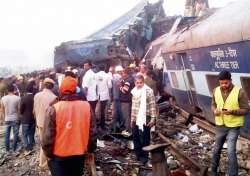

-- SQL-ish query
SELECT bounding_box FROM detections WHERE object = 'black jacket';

[20,93,35,124]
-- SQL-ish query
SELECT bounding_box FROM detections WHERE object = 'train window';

[206,75,219,95]
[240,77,250,100]
[186,71,195,89]
[170,72,179,88]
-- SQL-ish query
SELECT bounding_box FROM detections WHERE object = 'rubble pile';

[93,139,151,176]
[0,141,50,176]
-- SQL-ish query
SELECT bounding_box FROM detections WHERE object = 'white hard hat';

[115,65,124,72]
[72,69,78,74]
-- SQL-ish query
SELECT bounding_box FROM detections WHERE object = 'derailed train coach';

[161,0,250,138]
[54,0,166,70]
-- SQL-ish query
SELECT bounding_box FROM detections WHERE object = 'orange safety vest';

[53,100,91,157]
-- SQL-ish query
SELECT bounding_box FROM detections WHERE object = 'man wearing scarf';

[131,75,157,165]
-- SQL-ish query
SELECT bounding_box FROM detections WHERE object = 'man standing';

[42,76,96,176]
[82,60,97,112]
[96,64,112,130]
[34,78,57,169]
[131,75,156,164]
[211,70,249,176]
[111,66,123,131]
[1,84,21,152]
[20,82,36,153]
[119,68,134,132]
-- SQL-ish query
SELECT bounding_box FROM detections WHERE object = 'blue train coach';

[161,0,250,138]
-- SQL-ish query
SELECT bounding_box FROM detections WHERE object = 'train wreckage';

[54,0,167,69]
[54,0,250,138]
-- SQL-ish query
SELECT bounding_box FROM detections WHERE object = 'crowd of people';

[1,60,246,176]
[0,60,162,175]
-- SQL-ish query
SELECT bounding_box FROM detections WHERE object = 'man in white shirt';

[96,65,112,129]
[82,60,98,112]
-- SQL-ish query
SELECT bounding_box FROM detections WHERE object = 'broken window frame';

[170,71,179,88]
[206,74,219,95]
[186,70,195,89]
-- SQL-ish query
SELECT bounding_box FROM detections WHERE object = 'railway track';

[156,103,250,175]
[158,132,208,176]
[176,105,250,143]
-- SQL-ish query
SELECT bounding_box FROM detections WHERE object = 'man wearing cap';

[82,60,98,112]
[42,76,96,176]
[211,70,249,176]
[34,78,57,169]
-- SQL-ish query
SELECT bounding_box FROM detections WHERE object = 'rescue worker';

[42,76,96,176]
[131,75,156,165]
[211,70,249,176]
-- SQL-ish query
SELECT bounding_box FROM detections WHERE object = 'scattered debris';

[97,140,105,148]
[1,103,250,176]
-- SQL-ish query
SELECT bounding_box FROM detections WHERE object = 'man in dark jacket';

[20,83,36,153]
[42,76,96,176]
[119,68,134,132]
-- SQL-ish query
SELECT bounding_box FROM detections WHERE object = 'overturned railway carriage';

[162,0,250,137]
[54,0,166,69]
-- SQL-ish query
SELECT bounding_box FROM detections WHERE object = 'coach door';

[178,53,199,109]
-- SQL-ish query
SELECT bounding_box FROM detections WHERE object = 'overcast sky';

[0,0,236,69]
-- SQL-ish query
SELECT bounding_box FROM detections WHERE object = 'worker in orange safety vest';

[42,76,96,176]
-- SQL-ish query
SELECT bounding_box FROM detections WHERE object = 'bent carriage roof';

[163,0,250,54]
